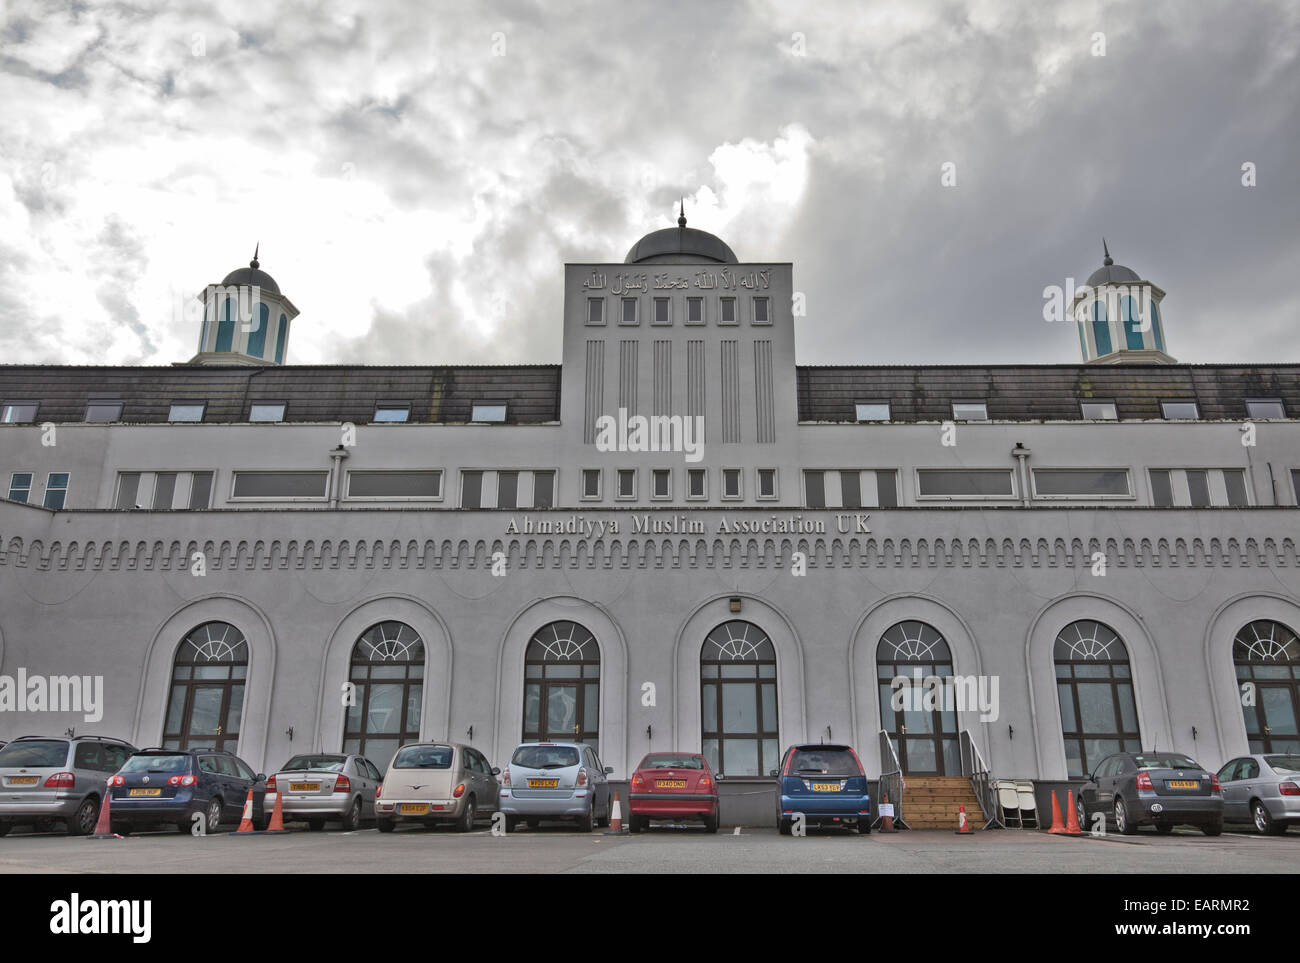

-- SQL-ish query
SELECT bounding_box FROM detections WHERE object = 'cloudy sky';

[1,0,1297,368]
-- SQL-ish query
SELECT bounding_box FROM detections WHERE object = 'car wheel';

[778,817,793,836]
[596,796,610,828]
[1252,800,1283,835]
[628,815,642,834]
[857,816,871,835]
[1154,822,1174,834]
[704,807,719,834]
[376,816,395,833]
[341,798,362,832]
[504,815,519,833]
[307,818,326,832]
[1114,796,1134,835]
[205,797,223,835]
[69,796,100,836]
[1202,819,1223,837]
[525,818,540,829]
[577,801,594,833]
[456,796,477,833]
[0,822,11,837]
[1076,797,1088,831]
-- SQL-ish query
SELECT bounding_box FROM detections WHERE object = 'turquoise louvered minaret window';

[1077,318,1088,360]
[274,314,288,364]
[1151,301,1165,352]
[1091,300,1111,356]
[215,297,235,352]
[1121,295,1144,350]
[247,303,270,357]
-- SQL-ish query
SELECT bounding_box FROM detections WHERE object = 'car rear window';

[639,754,704,770]
[512,746,580,769]
[121,754,191,773]
[1133,754,1199,770]
[393,745,454,769]
[0,740,69,767]
[281,755,346,772]
[1266,755,1300,775]
[787,748,861,776]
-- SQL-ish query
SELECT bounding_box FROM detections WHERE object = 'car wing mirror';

[769,769,778,777]
[604,766,614,775]
[255,773,266,782]
[491,767,501,776]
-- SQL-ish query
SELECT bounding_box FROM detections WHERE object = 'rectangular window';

[617,469,636,499]
[1,401,38,423]
[231,471,327,499]
[533,471,554,509]
[652,469,671,499]
[249,402,286,422]
[84,401,123,422]
[951,402,988,421]
[1186,469,1211,508]
[373,405,410,423]
[1223,469,1249,507]
[497,471,519,510]
[722,468,741,499]
[168,403,206,422]
[582,468,601,499]
[753,297,770,324]
[43,472,69,509]
[586,298,605,325]
[189,471,214,509]
[1246,398,1286,419]
[804,470,826,509]
[152,472,177,510]
[461,471,484,509]
[757,469,776,499]
[840,470,862,509]
[1161,400,1199,420]
[1080,401,1118,420]
[917,469,1014,497]
[621,298,638,325]
[688,468,706,499]
[7,472,33,503]
[653,298,670,325]
[856,402,891,422]
[115,473,141,509]
[1032,469,1131,497]
[686,297,704,324]
[720,298,736,324]
[1150,469,1174,507]
[471,402,506,423]
[876,470,899,508]
[347,470,442,499]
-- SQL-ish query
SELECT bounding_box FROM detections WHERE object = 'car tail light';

[376,784,383,798]
[266,775,277,793]
[1210,774,1222,792]
[699,774,713,791]
[1136,772,1154,791]
[1280,781,1300,796]
[107,775,124,787]
[630,772,644,789]
[848,747,866,778]
[334,775,351,794]
[452,783,466,798]
[167,775,182,786]
[577,768,589,787]
[783,752,795,776]
[166,774,197,787]
[44,772,75,789]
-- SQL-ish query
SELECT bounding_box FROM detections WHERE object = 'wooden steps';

[897,776,984,829]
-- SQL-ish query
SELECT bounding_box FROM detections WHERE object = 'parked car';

[499,742,613,832]
[0,735,136,836]
[107,748,268,834]
[1077,750,1223,835]
[776,744,872,835]
[628,752,718,833]
[1216,753,1300,835]
[375,742,499,832]
[268,752,383,831]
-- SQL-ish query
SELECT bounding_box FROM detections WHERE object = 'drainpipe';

[327,445,349,509]
[1012,442,1032,507]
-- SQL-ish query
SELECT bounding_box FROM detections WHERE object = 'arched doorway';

[523,621,601,754]
[877,620,958,775]
[700,620,778,777]
[344,621,425,771]
[1234,620,1300,754]
[1054,619,1141,778]
[163,622,248,752]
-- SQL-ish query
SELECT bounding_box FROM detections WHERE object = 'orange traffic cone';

[1063,790,1084,836]
[87,783,120,840]
[266,790,286,832]
[954,803,973,834]
[880,793,895,832]
[232,789,256,833]
[605,791,625,834]
[1047,789,1068,834]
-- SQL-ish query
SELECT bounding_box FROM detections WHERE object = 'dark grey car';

[1077,750,1224,835]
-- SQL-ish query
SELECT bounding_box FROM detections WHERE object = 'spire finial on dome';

[1102,237,1112,266]
[250,242,260,270]
[678,197,686,228]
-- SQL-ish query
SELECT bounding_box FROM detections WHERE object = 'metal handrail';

[873,729,909,830]
[959,729,1004,830]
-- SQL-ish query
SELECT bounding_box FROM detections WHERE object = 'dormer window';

[1,401,38,423]
[951,401,988,421]
[373,404,411,423]
[249,402,286,423]
[856,402,891,422]
[1160,400,1199,420]
[84,401,123,422]
[1246,398,1286,419]
[168,403,206,423]
[471,402,507,423]
[1080,401,1118,420]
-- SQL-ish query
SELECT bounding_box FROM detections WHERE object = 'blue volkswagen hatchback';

[108,749,267,834]
[777,744,872,835]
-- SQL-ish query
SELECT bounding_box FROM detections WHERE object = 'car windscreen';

[639,754,704,770]
[512,746,580,769]
[121,754,191,773]
[281,755,346,772]
[0,740,69,767]
[1266,755,1300,775]
[392,746,454,769]
[788,749,861,776]
[1133,754,1199,770]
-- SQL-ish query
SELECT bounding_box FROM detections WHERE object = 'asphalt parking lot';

[2,822,1298,873]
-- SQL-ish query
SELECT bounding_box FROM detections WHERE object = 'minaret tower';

[1070,240,1174,364]
[189,245,300,365]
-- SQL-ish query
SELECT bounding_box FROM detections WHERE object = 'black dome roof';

[1086,241,1140,287]
[222,250,280,295]
[625,209,737,264]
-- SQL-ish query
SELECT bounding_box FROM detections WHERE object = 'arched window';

[523,621,601,753]
[247,303,270,357]
[1076,317,1089,359]
[1234,620,1300,754]
[701,621,777,776]
[274,313,288,364]
[1121,295,1144,350]
[344,622,423,771]
[1091,299,1112,356]
[164,622,248,752]
[1054,620,1140,777]
[877,621,958,775]
[215,297,236,353]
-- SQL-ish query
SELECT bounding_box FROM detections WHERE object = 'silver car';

[499,742,613,832]
[375,742,500,832]
[268,753,383,831]
[0,735,136,836]
[1216,753,1300,835]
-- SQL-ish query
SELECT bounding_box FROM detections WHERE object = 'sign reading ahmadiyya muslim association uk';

[503,512,872,539]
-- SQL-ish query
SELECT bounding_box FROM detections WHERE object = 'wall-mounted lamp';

[285,726,294,742]
[1192,726,1198,742]
[466,725,474,740]
[729,597,742,613]
[65,727,76,739]
[646,724,653,740]
[824,725,832,742]
[1008,725,1014,740]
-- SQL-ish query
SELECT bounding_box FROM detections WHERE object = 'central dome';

[624,209,737,264]
[221,249,280,295]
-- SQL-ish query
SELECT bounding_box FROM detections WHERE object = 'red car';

[628,752,719,833]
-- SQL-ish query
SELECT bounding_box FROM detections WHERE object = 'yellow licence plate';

[812,782,841,792]
[528,779,559,788]
[399,803,429,815]
[289,782,320,792]
[656,779,687,789]
[129,788,162,797]
[8,776,39,786]
[1167,780,1198,789]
